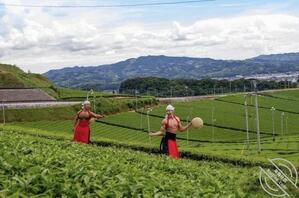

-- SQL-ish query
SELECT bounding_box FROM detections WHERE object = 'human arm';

[90,112,105,119]
[149,119,167,136]
[178,118,192,132]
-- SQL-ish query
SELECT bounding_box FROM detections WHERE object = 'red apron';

[73,111,92,144]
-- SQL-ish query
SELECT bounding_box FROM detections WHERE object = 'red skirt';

[168,139,179,159]
[73,120,90,144]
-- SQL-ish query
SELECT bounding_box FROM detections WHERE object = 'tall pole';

[186,116,189,146]
[253,81,261,154]
[271,107,275,142]
[281,112,285,136]
[285,115,288,135]
[135,89,138,111]
[93,95,96,113]
[212,107,215,142]
[244,95,250,150]
[2,101,5,125]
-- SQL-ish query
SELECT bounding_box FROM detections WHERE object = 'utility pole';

[253,80,261,154]
[271,107,275,141]
[244,94,250,150]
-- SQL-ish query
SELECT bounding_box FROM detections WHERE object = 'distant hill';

[43,52,299,90]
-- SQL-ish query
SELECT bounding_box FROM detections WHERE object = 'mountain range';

[43,52,299,90]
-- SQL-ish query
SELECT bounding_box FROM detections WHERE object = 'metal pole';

[285,115,288,135]
[2,101,5,125]
[271,107,275,142]
[135,89,138,111]
[147,109,152,145]
[212,107,215,142]
[281,112,285,136]
[93,95,96,113]
[253,81,261,154]
[186,116,189,146]
[244,95,250,149]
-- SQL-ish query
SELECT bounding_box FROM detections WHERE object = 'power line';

[0,0,215,8]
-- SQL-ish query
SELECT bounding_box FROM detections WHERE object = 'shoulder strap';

[174,116,180,126]
[164,115,170,130]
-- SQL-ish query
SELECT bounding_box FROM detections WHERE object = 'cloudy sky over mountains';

[0,0,298,73]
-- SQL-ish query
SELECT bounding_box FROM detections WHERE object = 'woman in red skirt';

[149,104,192,159]
[73,100,104,144]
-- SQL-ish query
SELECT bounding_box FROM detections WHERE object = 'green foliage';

[119,77,298,96]
[56,87,130,101]
[0,64,53,88]
[0,106,79,123]
[95,97,157,114]
[0,130,269,197]
[3,89,299,166]
[0,97,157,123]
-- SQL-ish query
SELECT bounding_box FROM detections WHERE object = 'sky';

[0,0,299,73]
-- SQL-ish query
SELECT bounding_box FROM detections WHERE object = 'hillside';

[0,64,53,88]
[0,63,62,98]
[44,52,299,90]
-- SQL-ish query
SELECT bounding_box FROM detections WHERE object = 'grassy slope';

[0,130,269,197]
[0,64,52,88]
[0,63,59,98]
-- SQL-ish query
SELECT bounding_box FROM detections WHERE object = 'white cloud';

[0,1,298,73]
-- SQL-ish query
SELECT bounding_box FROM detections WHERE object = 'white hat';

[166,104,175,111]
[82,100,91,106]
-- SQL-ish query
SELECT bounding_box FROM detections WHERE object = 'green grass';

[0,130,272,197]
[56,87,131,101]
[1,88,299,196]
[0,106,79,123]
[0,64,53,88]
[3,89,299,166]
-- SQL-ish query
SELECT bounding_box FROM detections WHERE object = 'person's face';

[84,104,91,110]
[166,110,174,115]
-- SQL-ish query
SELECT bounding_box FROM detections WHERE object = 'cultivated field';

[1,88,299,196]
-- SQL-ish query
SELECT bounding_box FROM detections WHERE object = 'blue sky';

[0,0,299,73]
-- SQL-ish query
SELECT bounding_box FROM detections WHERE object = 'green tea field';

[1,88,299,196]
